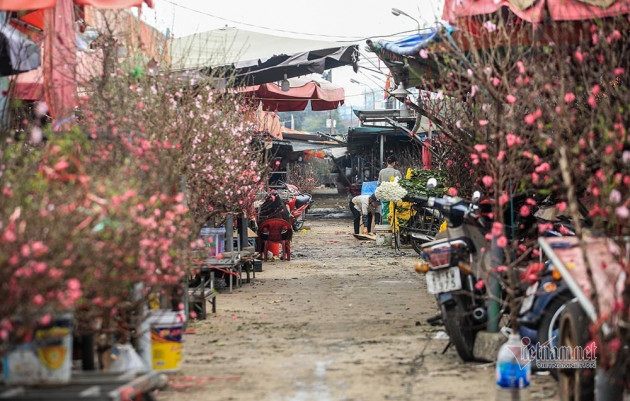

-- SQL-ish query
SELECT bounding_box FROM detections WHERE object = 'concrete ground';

[157,213,557,401]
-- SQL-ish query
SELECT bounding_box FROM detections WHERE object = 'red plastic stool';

[258,218,292,261]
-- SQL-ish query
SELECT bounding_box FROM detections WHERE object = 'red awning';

[239,80,345,112]
[443,0,630,24]
[11,67,44,100]
[19,10,45,30]
[0,0,152,11]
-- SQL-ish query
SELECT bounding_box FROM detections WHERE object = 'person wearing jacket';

[377,155,402,219]
[350,194,381,235]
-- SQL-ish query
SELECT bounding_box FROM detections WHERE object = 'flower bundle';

[374,179,408,203]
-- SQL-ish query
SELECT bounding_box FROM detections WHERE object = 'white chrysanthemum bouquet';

[374,178,408,202]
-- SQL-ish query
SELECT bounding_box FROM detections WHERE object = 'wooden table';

[0,370,167,400]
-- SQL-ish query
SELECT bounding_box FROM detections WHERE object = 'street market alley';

[158,216,556,401]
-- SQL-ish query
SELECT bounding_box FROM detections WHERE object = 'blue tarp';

[378,26,454,57]
[361,181,378,195]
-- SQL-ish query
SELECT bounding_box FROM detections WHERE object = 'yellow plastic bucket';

[149,311,184,372]
[3,314,73,385]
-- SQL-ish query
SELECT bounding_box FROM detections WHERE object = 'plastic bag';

[109,343,148,372]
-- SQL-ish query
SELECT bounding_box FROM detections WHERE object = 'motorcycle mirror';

[471,191,481,204]
[427,178,437,189]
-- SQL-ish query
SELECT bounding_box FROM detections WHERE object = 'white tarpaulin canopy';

[170,27,357,70]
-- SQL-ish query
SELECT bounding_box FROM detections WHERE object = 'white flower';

[609,189,622,204]
[374,181,408,203]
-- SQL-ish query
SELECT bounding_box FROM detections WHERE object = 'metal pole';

[486,237,503,332]
[380,134,384,168]
[0,13,10,133]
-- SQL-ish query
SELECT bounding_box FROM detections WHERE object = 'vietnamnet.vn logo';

[507,337,597,370]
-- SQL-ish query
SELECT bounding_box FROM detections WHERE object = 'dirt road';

[158,215,557,401]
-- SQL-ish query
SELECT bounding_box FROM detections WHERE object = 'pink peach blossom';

[499,192,509,206]
[506,133,518,147]
[591,84,600,95]
[2,228,16,243]
[39,314,51,326]
[483,20,496,32]
[496,236,508,247]
[524,114,536,125]
[67,278,81,290]
[532,173,539,184]
[491,222,503,237]
[615,206,629,219]
[474,144,487,153]
[33,294,45,306]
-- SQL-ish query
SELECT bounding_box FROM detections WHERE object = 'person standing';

[349,194,381,235]
[377,155,402,219]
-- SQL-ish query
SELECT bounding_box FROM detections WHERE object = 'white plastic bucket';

[3,314,73,386]
[375,224,392,246]
[148,311,185,372]
[199,226,225,257]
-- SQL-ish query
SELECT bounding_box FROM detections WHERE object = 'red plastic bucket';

[267,242,280,256]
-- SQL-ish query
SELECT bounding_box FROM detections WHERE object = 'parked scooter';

[413,190,490,361]
[518,260,574,378]
[401,198,445,255]
[270,182,314,231]
[517,221,580,376]
[539,235,627,401]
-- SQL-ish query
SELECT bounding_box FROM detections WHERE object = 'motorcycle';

[413,186,568,361]
[400,199,445,255]
[517,221,579,378]
[270,182,314,231]
[538,235,628,401]
[518,260,574,378]
[413,191,490,361]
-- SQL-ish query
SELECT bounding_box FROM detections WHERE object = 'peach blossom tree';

[413,13,629,370]
[0,30,267,352]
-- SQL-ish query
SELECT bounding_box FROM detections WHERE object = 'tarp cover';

[0,21,39,76]
[239,78,345,111]
[443,0,630,23]
[170,27,357,70]
[378,27,453,56]
[213,45,359,87]
[0,0,152,10]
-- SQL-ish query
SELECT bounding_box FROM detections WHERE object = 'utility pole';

[326,70,333,136]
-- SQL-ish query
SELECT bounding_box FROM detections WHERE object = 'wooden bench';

[239,246,256,284]
[188,273,216,319]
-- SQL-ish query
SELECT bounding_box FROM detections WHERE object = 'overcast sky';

[139,0,443,107]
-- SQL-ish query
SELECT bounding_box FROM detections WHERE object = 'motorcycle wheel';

[407,214,428,256]
[410,236,424,256]
[537,294,573,380]
[440,296,477,361]
[557,301,595,401]
[292,215,305,231]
